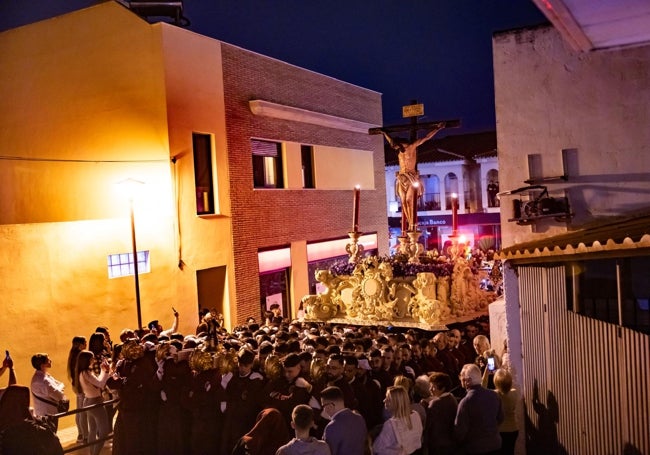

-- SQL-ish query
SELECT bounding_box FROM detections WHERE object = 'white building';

[493,20,650,454]
[384,131,501,253]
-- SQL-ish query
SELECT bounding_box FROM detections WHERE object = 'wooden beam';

[369,119,461,135]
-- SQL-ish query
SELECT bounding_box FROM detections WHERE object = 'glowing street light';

[117,178,145,330]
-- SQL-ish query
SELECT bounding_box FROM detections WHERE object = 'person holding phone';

[473,335,500,389]
[147,307,180,337]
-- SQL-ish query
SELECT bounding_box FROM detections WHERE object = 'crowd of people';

[0,308,520,455]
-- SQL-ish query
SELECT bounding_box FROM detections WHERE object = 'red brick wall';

[220,43,389,324]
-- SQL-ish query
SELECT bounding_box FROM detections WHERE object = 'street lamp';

[118,178,145,330]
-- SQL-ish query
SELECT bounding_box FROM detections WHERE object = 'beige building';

[493,24,650,453]
[0,1,388,412]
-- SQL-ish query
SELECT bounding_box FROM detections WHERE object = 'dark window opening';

[301,145,315,189]
[192,133,215,214]
[566,256,650,334]
[252,139,284,188]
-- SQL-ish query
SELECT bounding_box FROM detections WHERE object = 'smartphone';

[487,356,496,372]
[5,350,9,359]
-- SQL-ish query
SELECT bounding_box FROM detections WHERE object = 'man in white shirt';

[30,353,67,430]
[147,307,180,337]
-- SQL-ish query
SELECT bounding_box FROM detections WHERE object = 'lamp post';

[118,178,145,330]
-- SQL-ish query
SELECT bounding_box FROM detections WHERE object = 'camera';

[487,356,496,372]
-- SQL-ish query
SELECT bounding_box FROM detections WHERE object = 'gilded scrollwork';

[303,253,495,328]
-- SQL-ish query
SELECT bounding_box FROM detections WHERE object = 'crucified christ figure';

[380,122,445,233]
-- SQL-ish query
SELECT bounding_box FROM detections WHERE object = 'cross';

[369,100,461,237]
[368,100,461,140]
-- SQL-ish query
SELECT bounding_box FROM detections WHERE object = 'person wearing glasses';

[321,386,368,455]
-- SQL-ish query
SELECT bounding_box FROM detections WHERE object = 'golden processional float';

[301,111,502,331]
[301,240,501,331]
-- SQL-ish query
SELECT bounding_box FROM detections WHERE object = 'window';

[301,145,315,188]
[486,169,499,208]
[252,139,284,188]
[259,269,289,320]
[444,173,458,209]
[108,251,150,278]
[422,175,440,210]
[566,256,650,334]
[192,133,215,215]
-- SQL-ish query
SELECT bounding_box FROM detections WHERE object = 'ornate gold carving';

[303,254,497,329]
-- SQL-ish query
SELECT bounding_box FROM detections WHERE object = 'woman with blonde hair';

[372,385,423,455]
[494,369,519,455]
[393,375,426,426]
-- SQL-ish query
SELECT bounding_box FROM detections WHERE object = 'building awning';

[498,209,650,262]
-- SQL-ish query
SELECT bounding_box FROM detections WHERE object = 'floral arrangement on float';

[302,246,501,329]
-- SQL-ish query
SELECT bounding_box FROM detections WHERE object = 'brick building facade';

[0,1,388,393]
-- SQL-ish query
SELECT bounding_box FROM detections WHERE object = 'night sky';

[0,0,546,134]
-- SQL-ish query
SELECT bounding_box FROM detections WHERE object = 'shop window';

[259,268,289,321]
[252,139,284,188]
[193,133,215,214]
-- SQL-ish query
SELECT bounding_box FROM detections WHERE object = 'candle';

[202,191,209,213]
[352,185,360,232]
[411,183,419,231]
[451,193,458,234]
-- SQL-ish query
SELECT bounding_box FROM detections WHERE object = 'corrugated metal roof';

[532,0,650,52]
[498,208,650,261]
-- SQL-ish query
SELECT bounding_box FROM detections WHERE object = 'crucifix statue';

[370,101,460,236]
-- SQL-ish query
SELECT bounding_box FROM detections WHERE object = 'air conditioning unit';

[504,185,572,225]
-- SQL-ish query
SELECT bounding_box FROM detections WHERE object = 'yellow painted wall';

[313,145,375,189]
[283,142,304,189]
[0,3,171,224]
[289,241,309,318]
[0,4,230,426]
[159,25,236,326]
